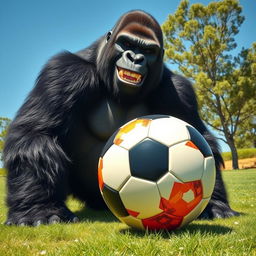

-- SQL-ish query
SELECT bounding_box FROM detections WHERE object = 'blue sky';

[0,0,255,152]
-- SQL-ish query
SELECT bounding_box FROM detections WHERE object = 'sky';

[0,0,255,153]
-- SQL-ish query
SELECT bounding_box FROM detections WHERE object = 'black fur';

[3,10,238,226]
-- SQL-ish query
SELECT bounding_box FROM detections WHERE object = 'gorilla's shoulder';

[46,50,96,68]
[162,66,198,111]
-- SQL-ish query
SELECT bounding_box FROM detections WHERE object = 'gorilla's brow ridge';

[117,23,159,45]
[117,32,160,47]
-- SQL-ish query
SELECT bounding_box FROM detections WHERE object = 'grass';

[0,169,255,256]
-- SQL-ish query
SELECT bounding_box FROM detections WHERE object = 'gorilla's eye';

[143,48,154,54]
[123,41,133,48]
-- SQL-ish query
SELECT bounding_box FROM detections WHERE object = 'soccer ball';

[98,115,216,230]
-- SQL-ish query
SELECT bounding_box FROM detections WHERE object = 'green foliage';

[222,148,256,161]
[0,168,7,176]
[0,117,11,161]
[0,170,256,255]
[162,0,256,168]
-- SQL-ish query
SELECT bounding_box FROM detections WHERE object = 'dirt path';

[223,157,256,170]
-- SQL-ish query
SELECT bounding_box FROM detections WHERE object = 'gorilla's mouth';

[117,67,143,86]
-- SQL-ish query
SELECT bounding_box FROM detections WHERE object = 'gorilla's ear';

[106,31,112,42]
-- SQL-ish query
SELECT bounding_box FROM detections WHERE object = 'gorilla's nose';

[134,54,145,64]
[124,51,146,65]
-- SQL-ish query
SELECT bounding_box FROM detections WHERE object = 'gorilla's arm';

[3,51,97,225]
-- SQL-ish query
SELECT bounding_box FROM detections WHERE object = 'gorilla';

[3,10,239,226]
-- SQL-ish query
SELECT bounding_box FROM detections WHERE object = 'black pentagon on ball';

[102,184,128,217]
[186,125,213,157]
[139,114,171,120]
[129,138,168,181]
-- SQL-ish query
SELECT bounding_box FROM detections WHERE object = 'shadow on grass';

[74,207,233,238]
[119,222,233,239]
[74,208,119,223]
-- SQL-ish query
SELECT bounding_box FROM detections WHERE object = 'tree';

[236,116,256,148]
[0,117,11,162]
[162,0,256,169]
[234,44,256,148]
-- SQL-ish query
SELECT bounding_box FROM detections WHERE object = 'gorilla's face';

[113,31,161,95]
[98,11,164,99]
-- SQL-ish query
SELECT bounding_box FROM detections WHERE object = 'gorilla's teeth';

[118,68,142,84]
[119,69,124,77]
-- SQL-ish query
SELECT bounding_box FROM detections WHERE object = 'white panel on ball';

[180,198,210,227]
[120,215,144,230]
[169,142,204,182]
[119,177,162,219]
[102,144,131,191]
[157,172,181,199]
[115,120,150,150]
[202,157,216,198]
[182,189,195,203]
[148,117,190,147]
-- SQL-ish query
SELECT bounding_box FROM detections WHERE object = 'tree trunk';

[228,138,239,170]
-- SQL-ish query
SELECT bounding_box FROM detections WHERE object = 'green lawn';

[0,169,255,256]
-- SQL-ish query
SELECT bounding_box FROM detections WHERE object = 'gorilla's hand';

[199,199,240,219]
[5,204,79,226]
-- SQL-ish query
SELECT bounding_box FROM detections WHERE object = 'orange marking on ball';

[160,181,203,217]
[98,157,104,190]
[126,209,140,217]
[114,119,151,145]
[185,141,199,150]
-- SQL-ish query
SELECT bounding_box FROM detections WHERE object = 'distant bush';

[0,168,7,176]
[222,148,256,161]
